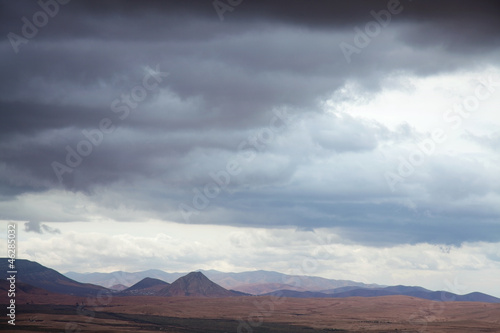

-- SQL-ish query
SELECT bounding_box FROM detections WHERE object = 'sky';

[1,0,500,297]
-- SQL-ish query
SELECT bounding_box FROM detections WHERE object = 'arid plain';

[5,290,500,332]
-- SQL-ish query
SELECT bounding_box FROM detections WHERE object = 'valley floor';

[2,294,500,332]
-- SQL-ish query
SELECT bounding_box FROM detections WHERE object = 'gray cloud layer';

[1,0,500,245]
[24,220,60,234]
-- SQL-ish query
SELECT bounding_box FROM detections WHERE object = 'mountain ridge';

[2,259,109,297]
[65,267,382,294]
[4,259,500,303]
[65,269,184,288]
[262,286,500,303]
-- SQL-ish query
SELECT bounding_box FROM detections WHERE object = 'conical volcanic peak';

[119,277,170,296]
[127,277,169,291]
[181,271,207,282]
[158,271,239,297]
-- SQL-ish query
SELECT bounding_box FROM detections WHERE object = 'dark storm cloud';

[0,101,107,138]
[24,220,60,234]
[1,0,500,245]
[3,1,500,48]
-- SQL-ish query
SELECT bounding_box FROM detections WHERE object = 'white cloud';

[328,67,500,133]
[3,220,499,297]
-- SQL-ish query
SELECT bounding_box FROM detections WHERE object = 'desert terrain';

[3,259,500,332]
[4,292,500,332]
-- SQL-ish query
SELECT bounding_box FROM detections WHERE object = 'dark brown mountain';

[0,279,52,298]
[263,285,500,303]
[2,258,109,297]
[330,286,500,303]
[157,271,242,297]
[455,292,500,303]
[119,277,169,296]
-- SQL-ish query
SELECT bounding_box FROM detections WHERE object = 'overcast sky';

[1,0,500,297]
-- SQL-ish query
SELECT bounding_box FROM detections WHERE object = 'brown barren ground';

[3,291,500,332]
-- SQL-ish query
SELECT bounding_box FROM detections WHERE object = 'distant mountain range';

[65,268,381,294]
[3,259,500,303]
[1,259,242,298]
[64,269,185,289]
[263,285,500,303]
